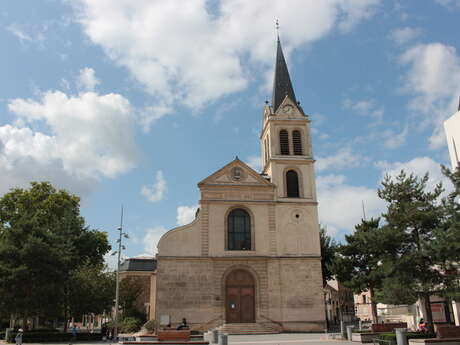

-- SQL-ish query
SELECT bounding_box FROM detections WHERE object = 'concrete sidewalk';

[0,333,354,345]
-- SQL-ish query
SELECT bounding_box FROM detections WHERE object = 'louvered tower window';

[280,130,289,155]
[286,170,300,197]
[228,209,251,250]
[293,130,302,155]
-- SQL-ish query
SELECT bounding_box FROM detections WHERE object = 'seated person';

[176,318,189,330]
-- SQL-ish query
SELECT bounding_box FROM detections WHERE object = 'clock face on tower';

[282,104,294,114]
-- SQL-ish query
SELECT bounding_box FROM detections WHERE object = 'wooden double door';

[225,270,255,323]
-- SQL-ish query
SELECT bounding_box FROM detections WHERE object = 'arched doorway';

[225,269,255,323]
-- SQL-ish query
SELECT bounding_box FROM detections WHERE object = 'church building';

[155,37,326,333]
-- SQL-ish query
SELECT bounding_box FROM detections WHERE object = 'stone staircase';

[217,322,281,335]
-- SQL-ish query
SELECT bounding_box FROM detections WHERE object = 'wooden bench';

[158,330,191,341]
[372,323,407,332]
[437,326,460,339]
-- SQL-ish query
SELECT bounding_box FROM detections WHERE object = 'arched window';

[280,130,289,155]
[228,208,251,250]
[293,130,302,155]
[286,170,300,197]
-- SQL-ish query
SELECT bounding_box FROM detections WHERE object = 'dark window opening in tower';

[228,208,251,250]
[264,139,268,165]
[293,130,302,155]
[286,170,300,198]
[280,130,289,155]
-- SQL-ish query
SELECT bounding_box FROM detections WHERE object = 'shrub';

[6,331,102,343]
[143,319,156,333]
[120,317,143,333]
[375,332,435,345]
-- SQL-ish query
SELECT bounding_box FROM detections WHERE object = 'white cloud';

[317,156,453,237]
[343,98,384,121]
[246,155,262,172]
[143,226,168,255]
[176,204,199,226]
[7,24,45,47]
[400,43,460,149]
[316,146,365,171]
[1,90,137,196]
[77,67,100,91]
[317,174,385,236]
[382,126,408,149]
[388,27,422,46]
[103,251,127,271]
[139,104,173,133]
[141,170,166,202]
[74,0,380,130]
[7,24,32,43]
[376,156,451,193]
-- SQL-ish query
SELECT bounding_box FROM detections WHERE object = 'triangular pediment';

[274,95,305,118]
[198,158,273,187]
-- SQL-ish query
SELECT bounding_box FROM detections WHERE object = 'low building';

[119,256,157,321]
[325,279,355,326]
[354,292,459,330]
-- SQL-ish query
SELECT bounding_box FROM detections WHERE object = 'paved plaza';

[226,333,351,345]
[0,333,355,345]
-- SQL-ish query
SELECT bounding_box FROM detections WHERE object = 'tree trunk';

[422,293,435,334]
[369,287,378,324]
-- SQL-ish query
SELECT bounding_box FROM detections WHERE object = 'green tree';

[319,226,337,286]
[431,166,460,300]
[68,264,115,320]
[0,182,111,327]
[119,277,146,322]
[332,217,387,323]
[377,171,445,333]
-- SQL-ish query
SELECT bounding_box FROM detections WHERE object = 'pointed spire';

[272,36,296,113]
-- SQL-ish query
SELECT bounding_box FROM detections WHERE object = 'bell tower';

[261,37,316,202]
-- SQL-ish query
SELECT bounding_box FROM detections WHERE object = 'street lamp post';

[112,206,128,340]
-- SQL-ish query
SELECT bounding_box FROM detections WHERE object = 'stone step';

[217,322,281,335]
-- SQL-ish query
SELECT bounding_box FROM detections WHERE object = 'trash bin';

[346,325,354,341]
[219,333,228,345]
[395,328,408,345]
[212,329,219,344]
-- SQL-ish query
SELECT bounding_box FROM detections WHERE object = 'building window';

[228,208,251,250]
[280,130,289,155]
[286,170,300,197]
[362,295,367,304]
[292,130,302,155]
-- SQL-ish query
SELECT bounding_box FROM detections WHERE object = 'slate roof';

[272,37,297,113]
[119,257,157,272]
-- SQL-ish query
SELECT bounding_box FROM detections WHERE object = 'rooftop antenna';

[362,200,367,220]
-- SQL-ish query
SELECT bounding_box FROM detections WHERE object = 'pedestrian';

[72,325,77,340]
[15,328,23,345]
[176,318,189,330]
[418,318,426,333]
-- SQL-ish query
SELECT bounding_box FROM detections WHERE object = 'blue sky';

[1,0,460,264]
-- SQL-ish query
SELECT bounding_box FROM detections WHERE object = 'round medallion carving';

[230,167,246,181]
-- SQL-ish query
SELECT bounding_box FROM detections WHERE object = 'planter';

[352,332,382,343]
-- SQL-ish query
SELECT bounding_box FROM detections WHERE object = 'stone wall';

[155,256,325,332]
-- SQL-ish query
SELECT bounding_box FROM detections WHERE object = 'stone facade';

[155,38,325,332]
[156,257,324,331]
